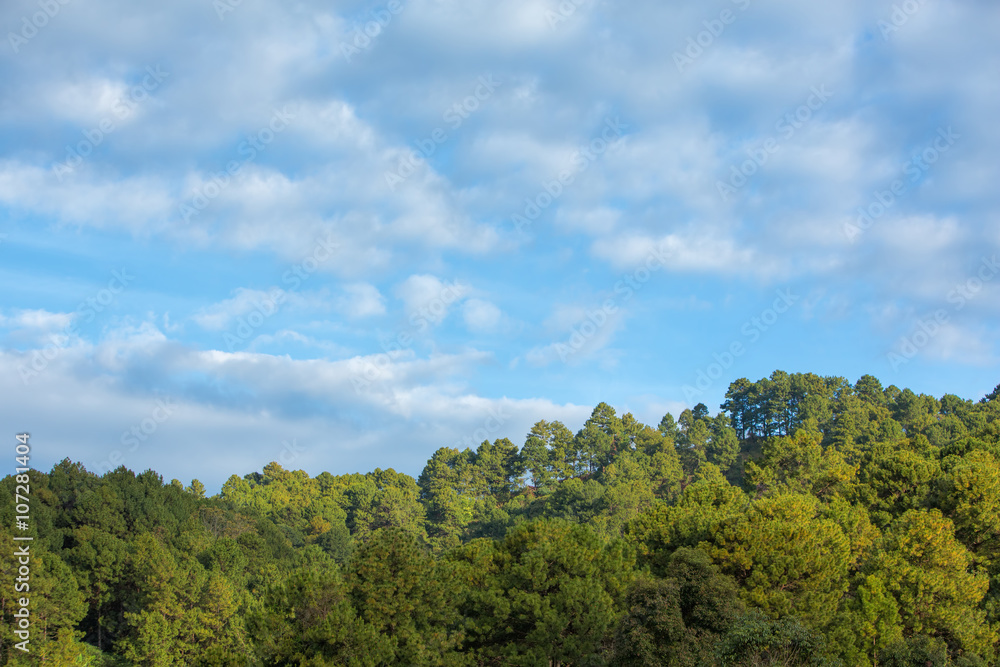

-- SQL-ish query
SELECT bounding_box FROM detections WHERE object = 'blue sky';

[1,0,998,491]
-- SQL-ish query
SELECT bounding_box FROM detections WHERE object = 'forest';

[2,370,1000,666]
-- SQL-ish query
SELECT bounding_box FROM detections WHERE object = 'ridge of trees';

[2,371,1000,666]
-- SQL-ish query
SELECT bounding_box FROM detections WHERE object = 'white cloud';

[45,76,132,125]
[0,161,174,233]
[524,303,626,367]
[0,309,74,332]
[337,283,386,319]
[0,321,592,488]
[590,233,780,278]
[890,320,997,368]
[395,274,469,324]
[872,215,964,257]
[0,0,998,489]
[633,395,692,426]
[192,288,329,331]
[463,298,502,333]
[192,288,290,331]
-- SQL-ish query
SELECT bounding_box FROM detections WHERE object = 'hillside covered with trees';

[4,371,1000,666]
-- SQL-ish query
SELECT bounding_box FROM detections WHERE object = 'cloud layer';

[1,0,998,487]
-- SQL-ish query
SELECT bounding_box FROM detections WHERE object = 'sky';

[1,0,998,491]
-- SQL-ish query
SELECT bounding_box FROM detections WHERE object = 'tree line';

[2,370,1000,665]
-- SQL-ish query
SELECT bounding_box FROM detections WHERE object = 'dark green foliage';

[5,371,1000,665]
[451,518,634,665]
[611,548,744,666]
[545,477,606,523]
[347,527,468,664]
[880,635,951,667]
[715,609,833,666]
[252,554,391,665]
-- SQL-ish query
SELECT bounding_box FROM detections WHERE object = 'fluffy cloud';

[462,298,502,333]
[192,288,330,331]
[1,0,997,484]
[1,322,590,488]
[337,283,386,319]
[394,274,469,325]
[0,309,74,332]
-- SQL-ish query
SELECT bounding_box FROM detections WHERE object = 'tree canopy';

[3,370,1000,665]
